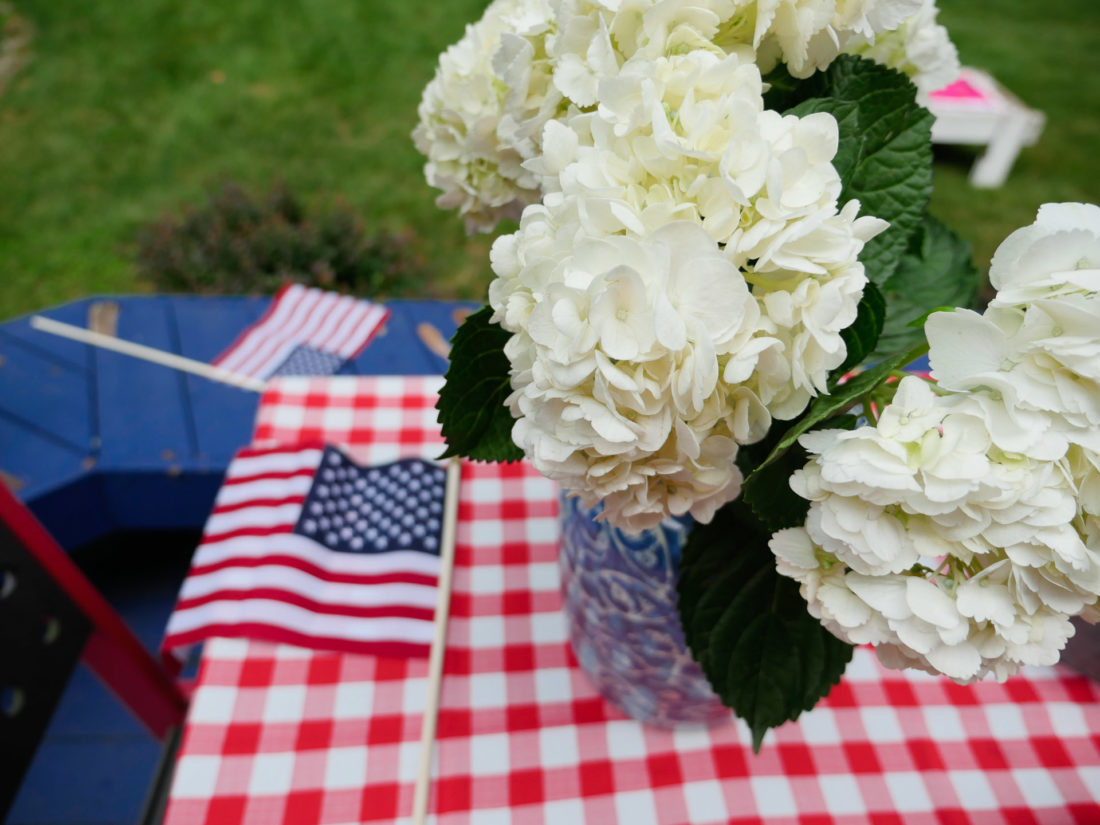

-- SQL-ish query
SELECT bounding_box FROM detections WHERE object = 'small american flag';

[162,443,447,662]
[212,284,390,380]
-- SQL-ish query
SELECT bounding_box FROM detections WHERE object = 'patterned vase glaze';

[558,493,731,727]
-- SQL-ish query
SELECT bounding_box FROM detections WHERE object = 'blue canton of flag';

[269,345,348,377]
[294,447,447,555]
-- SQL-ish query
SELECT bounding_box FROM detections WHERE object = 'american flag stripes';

[212,284,390,380]
[162,443,446,663]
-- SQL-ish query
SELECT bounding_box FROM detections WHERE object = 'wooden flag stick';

[30,315,267,393]
[411,457,462,825]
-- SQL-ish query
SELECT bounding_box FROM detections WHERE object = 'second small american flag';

[211,284,390,380]
[162,443,447,661]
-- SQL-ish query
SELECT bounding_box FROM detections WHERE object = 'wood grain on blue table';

[171,294,268,468]
[360,299,479,376]
[93,296,196,473]
[0,299,96,500]
[1,295,478,544]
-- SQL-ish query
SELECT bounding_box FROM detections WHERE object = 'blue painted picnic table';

[0,295,477,549]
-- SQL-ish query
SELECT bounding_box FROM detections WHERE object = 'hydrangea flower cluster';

[845,0,959,96]
[488,47,886,530]
[928,202,1100,457]
[771,204,1100,682]
[493,218,761,529]
[415,0,948,233]
[416,0,932,530]
[412,0,559,232]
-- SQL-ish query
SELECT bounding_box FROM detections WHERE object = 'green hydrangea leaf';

[685,542,763,678]
[741,414,857,532]
[874,213,981,356]
[435,306,524,462]
[677,503,854,751]
[748,337,930,478]
[781,56,935,286]
[836,281,886,375]
[760,65,802,111]
[740,443,811,534]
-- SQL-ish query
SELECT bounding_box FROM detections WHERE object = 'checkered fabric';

[163,376,1100,825]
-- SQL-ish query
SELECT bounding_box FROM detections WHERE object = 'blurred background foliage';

[0,0,1097,319]
[134,181,425,296]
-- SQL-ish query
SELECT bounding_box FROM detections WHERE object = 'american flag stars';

[162,440,448,661]
[295,448,447,555]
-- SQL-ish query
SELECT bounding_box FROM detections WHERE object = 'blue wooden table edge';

[0,294,478,548]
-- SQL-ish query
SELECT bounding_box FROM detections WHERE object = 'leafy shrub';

[136,182,425,297]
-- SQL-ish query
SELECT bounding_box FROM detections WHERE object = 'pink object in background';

[925,67,1045,187]
[929,75,989,103]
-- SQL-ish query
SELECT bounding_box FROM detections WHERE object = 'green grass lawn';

[931,0,1100,293]
[0,0,1098,319]
[0,0,497,318]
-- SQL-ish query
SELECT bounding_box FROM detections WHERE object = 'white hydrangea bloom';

[565,0,922,79]
[749,198,887,418]
[1070,444,1100,625]
[772,527,1080,682]
[525,50,886,421]
[749,0,922,76]
[545,0,756,107]
[412,0,559,232]
[542,0,925,95]
[833,0,922,38]
[987,202,1100,307]
[487,49,888,529]
[490,213,764,531]
[927,204,1100,455]
[773,376,1100,683]
[844,0,960,96]
[415,0,926,230]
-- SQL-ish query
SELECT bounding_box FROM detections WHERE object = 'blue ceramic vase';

[558,493,731,727]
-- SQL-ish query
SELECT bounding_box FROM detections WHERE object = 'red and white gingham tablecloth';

[163,376,1100,825]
